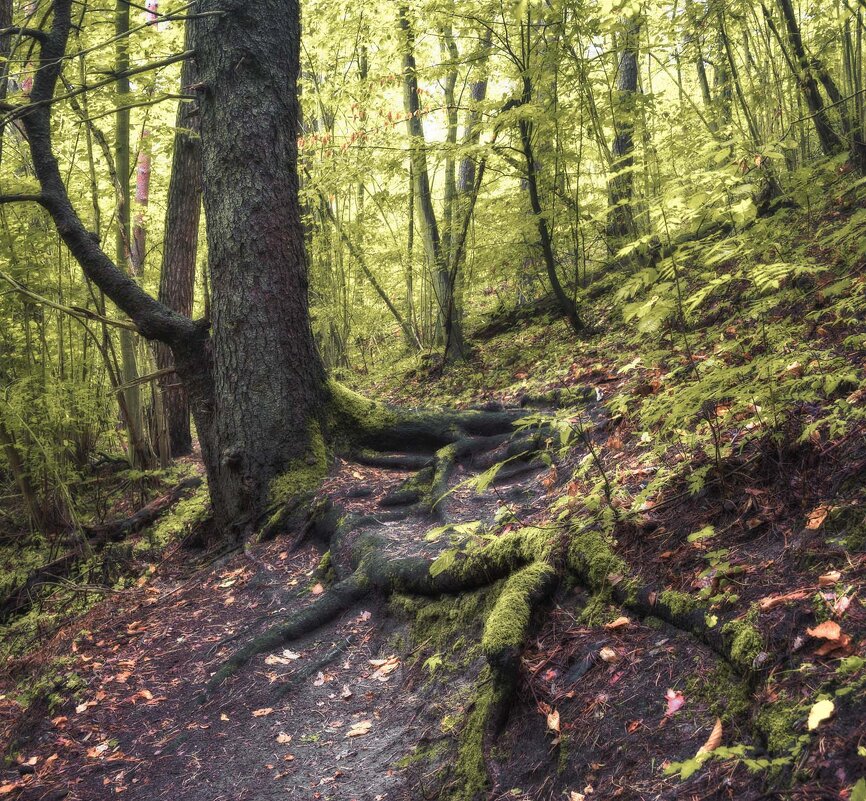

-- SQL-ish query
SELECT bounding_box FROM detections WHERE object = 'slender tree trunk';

[607,16,641,242]
[444,30,493,361]
[775,0,843,155]
[398,6,446,345]
[155,22,201,459]
[518,75,584,334]
[114,0,152,468]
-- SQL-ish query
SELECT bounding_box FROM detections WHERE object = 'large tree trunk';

[190,0,327,535]
[19,0,328,538]
[155,21,202,459]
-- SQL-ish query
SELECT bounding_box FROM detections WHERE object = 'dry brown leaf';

[805,505,831,530]
[346,720,372,737]
[818,570,842,587]
[311,583,324,596]
[815,633,852,656]
[599,647,619,663]
[758,590,809,611]
[697,717,723,755]
[369,655,400,680]
[252,707,274,717]
[546,708,561,734]
[0,783,20,795]
[604,616,631,630]
[807,621,842,640]
[276,732,292,744]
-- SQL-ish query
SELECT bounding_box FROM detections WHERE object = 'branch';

[0,267,139,332]
[2,50,195,126]
[14,0,198,348]
[0,194,44,205]
[0,26,48,43]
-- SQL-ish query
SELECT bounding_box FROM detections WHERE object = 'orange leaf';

[807,621,842,640]
[697,718,723,755]
[252,707,274,717]
[758,590,809,611]
[805,505,831,530]
[604,616,631,630]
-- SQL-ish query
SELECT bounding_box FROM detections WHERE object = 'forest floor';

[2,308,866,800]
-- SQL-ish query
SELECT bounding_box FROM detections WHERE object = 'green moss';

[313,550,335,583]
[269,421,328,506]
[567,528,629,590]
[481,562,554,662]
[686,663,752,722]
[755,695,803,754]
[410,588,494,662]
[327,380,398,446]
[722,615,763,672]
[133,481,210,557]
[449,674,503,800]
[578,592,616,625]
[396,739,449,769]
[12,656,85,715]
[657,589,702,618]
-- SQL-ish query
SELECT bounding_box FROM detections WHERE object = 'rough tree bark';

[155,21,202,459]
[15,0,326,536]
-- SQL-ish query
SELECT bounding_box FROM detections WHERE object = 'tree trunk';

[115,0,152,469]
[444,29,493,362]
[607,16,641,242]
[518,76,584,334]
[155,21,202,459]
[190,0,327,535]
[20,0,328,538]
[775,0,843,155]
[398,6,446,345]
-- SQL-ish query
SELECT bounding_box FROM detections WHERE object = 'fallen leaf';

[569,793,585,801]
[697,718,723,755]
[220,713,229,721]
[341,685,353,700]
[834,595,853,616]
[546,708,561,734]
[276,732,292,744]
[599,647,619,663]
[805,505,831,530]
[758,590,809,611]
[815,633,852,656]
[626,720,641,734]
[807,621,842,640]
[665,689,685,716]
[807,699,834,730]
[818,570,842,587]
[604,616,630,630]
[0,783,20,794]
[346,720,372,737]
[369,655,400,680]
[252,708,274,717]
[311,583,324,596]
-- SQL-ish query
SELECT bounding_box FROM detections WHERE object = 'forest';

[1,0,866,798]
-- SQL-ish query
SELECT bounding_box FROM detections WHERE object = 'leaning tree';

[1,0,520,538]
